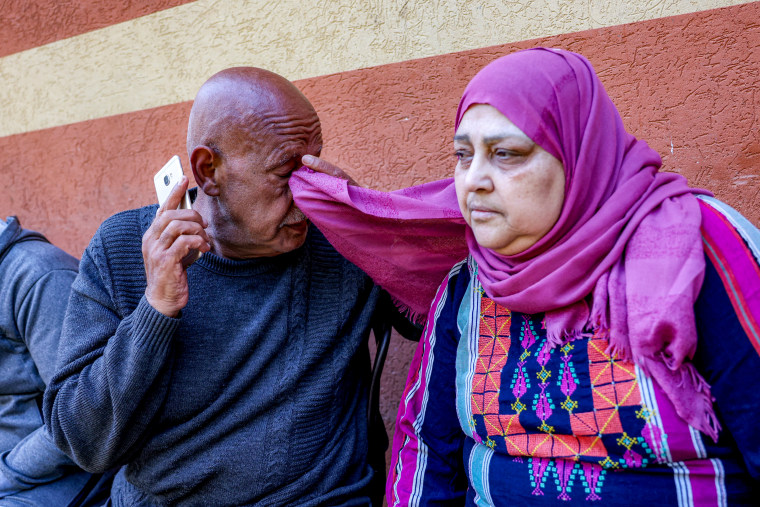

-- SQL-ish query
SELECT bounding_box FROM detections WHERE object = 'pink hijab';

[291,48,718,440]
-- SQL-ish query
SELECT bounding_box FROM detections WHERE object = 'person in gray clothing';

[0,216,99,505]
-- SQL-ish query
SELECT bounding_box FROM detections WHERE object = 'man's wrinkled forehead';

[256,105,322,168]
[193,72,320,149]
[255,106,321,137]
[227,95,321,152]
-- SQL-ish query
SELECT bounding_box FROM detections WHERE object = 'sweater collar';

[194,245,304,277]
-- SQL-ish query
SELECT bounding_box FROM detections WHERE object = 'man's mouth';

[281,206,307,227]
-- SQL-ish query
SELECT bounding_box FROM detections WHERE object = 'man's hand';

[142,176,210,317]
[301,155,359,186]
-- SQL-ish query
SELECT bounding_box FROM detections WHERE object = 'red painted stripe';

[0,0,194,58]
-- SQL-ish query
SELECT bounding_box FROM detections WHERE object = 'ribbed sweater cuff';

[130,296,180,355]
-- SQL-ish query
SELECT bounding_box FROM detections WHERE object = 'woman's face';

[454,104,565,256]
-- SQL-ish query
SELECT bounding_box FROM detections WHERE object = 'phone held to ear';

[154,155,202,266]
[154,155,192,210]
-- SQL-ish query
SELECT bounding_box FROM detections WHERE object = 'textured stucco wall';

[0,0,749,136]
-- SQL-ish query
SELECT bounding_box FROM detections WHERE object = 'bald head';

[186,67,322,259]
[186,67,317,159]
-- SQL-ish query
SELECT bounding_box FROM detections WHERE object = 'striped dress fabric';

[388,197,760,506]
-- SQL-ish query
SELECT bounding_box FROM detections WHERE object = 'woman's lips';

[469,205,498,220]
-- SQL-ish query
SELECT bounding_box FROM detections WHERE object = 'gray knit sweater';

[43,205,380,506]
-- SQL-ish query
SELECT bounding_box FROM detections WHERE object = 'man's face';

[215,99,322,258]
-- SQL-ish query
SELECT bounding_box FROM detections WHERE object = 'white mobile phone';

[154,155,201,266]
[154,155,192,210]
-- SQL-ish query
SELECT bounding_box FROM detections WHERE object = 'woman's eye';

[454,150,471,161]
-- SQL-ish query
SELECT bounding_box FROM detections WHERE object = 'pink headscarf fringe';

[390,296,426,326]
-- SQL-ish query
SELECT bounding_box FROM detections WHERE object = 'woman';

[292,48,760,505]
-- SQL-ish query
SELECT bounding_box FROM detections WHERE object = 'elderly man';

[44,68,385,506]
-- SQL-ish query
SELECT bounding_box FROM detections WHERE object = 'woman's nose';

[464,153,494,192]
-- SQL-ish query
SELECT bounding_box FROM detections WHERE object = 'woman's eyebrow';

[484,132,529,144]
[454,132,530,144]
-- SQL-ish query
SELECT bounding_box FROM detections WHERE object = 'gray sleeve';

[0,428,77,496]
[0,251,79,495]
[17,268,78,384]
[43,241,179,473]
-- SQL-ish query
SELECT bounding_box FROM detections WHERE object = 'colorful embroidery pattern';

[470,292,514,447]
[469,292,667,501]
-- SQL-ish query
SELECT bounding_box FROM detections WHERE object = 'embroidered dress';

[389,198,760,506]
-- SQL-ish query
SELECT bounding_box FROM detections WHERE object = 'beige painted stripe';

[0,0,751,137]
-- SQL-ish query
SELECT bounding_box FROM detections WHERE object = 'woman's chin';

[473,234,536,257]
[472,234,513,254]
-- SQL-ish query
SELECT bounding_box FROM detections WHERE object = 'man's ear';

[191,145,220,196]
